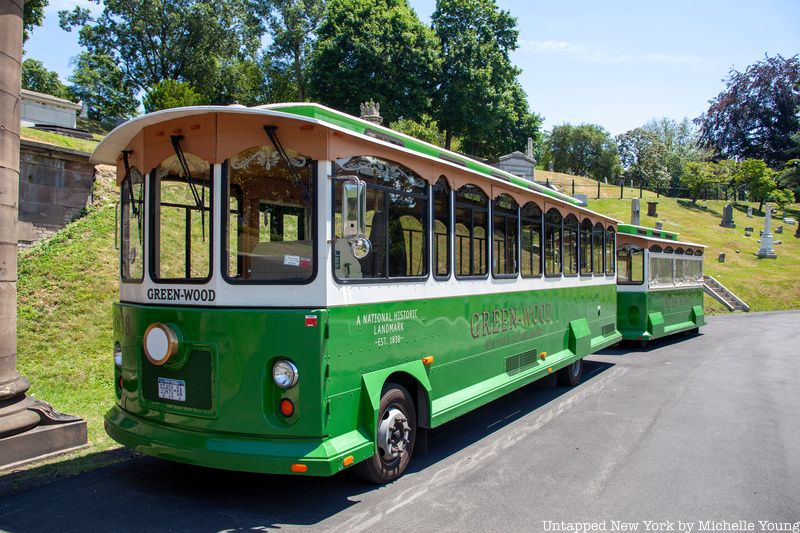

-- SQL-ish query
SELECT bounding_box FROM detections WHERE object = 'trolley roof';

[617,224,706,249]
[91,102,619,224]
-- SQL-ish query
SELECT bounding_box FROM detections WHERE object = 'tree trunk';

[0,0,41,437]
[445,130,452,151]
[293,45,304,102]
[758,198,765,213]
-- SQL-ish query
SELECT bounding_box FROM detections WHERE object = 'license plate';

[157,378,186,402]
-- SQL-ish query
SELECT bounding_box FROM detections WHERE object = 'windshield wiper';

[263,125,311,204]
[169,135,206,241]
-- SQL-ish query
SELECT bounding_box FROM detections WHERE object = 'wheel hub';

[378,407,410,460]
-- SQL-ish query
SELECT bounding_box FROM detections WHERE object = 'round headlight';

[273,359,299,389]
[144,323,179,366]
[114,342,123,368]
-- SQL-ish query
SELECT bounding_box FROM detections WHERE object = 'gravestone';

[747,206,753,218]
[796,224,800,238]
[718,252,725,263]
[784,217,796,225]
[654,221,663,230]
[744,227,753,237]
[757,206,777,259]
[647,201,658,217]
[631,198,640,226]
[776,225,783,234]
[720,203,736,228]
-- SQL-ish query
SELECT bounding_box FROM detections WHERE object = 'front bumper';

[105,406,373,476]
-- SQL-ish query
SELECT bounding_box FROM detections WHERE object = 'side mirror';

[340,177,371,258]
[342,176,366,239]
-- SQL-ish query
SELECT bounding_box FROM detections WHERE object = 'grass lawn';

[20,127,100,153]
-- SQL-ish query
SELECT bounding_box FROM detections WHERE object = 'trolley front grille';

[141,350,213,411]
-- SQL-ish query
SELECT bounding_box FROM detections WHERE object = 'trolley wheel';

[557,358,583,387]
[639,339,648,348]
[354,383,417,484]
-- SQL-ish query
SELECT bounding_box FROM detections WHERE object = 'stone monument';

[359,100,382,125]
[747,206,753,218]
[631,198,640,226]
[647,201,658,217]
[654,221,663,230]
[720,203,736,228]
[756,206,777,259]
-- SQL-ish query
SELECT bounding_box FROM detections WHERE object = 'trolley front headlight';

[273,359,299,389]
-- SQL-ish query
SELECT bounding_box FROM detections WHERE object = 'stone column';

[0,0,41,437]
[757,206,777,259]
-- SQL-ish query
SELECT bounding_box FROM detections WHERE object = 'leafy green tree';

[681,162,721,204]
[769,188,795,213]
[22,0,48,43]
[268,0,325,101]
[69,52,138,125]
[546,124,621,181]
[22,58,70,100]
[143,80,203,113]
[735,159,777,212]
[432,0,522,151]
[643,117,710,188]
[616,128,670,190]
[696,54,800,167]
[309,0,440,123]
[391,115,461,151]
[461,81,543,159]
[59,0,268,104]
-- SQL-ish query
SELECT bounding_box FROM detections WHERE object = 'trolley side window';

[433,177,451,278]
[593,222,605,275]
[492,194,519,277]
[605,226,615,276]
[617,245,644,285]
[563,214,579,276]
[150,154,212,281]
[544,208,562,277]
[224,144,314,283]
[520,202,542,278]
[455,185,488,278]
[121,167,144,282]
[334,156,428,280]
[580,218,592,276]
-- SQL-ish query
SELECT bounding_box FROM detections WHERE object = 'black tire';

[557,358,583,387]
[639,339,648,348]
[354,384,417,484]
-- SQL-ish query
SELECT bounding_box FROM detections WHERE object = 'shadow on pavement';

[597,330,702,356]
[0,361,614,532]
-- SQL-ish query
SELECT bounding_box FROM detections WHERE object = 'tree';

[22,0,48,43]
[769,188,795,213]
[268,0,325,101]
[696,54,800,168]
[545,124,621,181]
[735,159,776,212]
[616,128,670,190]
[643,117,710,188]
[309,0,440,123]
[59,0,268,104]
[391,115,461,151]
[432,0,521,151]
[69,52,138,125]
[681,162,721,204]
[143,80,203,113]
[22,58,70,100]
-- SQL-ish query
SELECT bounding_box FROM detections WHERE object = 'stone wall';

[18,140,95,244]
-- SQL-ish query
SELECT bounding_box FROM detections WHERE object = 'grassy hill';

[7,164,799,482]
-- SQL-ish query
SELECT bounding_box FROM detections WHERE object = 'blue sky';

[24,0,800,135]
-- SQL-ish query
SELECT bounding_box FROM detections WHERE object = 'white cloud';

[519,40,701,66]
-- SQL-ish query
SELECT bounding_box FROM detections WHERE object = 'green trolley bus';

[93,103,623,483]
[616,224,705,346]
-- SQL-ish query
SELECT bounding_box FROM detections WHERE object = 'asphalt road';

[1,311,799,533]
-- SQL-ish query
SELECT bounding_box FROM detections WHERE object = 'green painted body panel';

[271,103,580,206]
[107,284,621,475]
[616,287,704,341]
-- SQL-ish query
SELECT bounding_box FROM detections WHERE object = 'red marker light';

[305,315,318,327]
[280,398,294,417]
